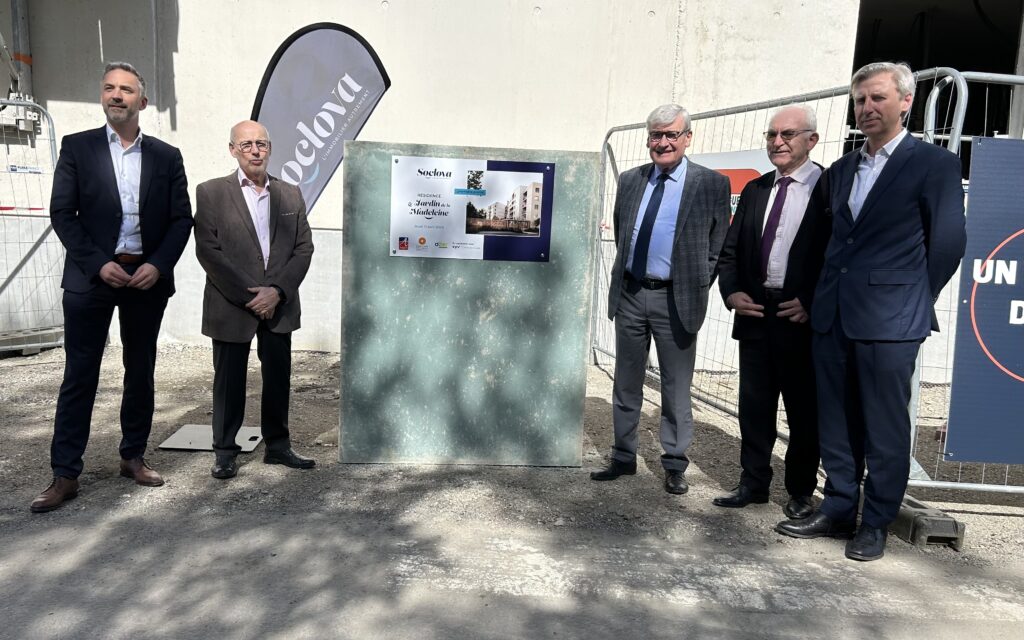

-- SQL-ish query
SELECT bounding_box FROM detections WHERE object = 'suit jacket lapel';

[225,173,262,249]
[90,127,122,213]
[833,152,858,224]
[268,179,281,245]
[752,177,772,243]
[620,165,649,251]
[856,134,916,223]
[673,163,700,246]
[138,136,154,216]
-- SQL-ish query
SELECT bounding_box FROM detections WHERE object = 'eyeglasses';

[763,129,813,141]
[232,139,270,152]
[648,129,690,142]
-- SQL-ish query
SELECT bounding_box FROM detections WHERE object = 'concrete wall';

[5,0,860,350]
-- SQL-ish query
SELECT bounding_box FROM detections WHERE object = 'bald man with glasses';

[194,120,316,479]
[715,105,831,519]
[593,103,731,495]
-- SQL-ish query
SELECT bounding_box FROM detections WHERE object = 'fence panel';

[0,99,61,353]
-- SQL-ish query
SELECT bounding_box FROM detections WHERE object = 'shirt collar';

[774,157,816,185]
[236,167,270,190]
[860,128,908,160]
[106,123,143,149]
[655,157,688,182]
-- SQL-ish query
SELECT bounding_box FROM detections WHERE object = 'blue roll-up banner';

[252,23,390,215]
[947,137,1024,464]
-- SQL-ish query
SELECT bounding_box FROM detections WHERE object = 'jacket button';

[840,267,848,274]
[847,238,854,244]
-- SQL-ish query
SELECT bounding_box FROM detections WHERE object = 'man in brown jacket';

[194,120,315,479]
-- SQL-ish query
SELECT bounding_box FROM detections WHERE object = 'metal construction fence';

[591,67,1024,497]
[0,98,61,353]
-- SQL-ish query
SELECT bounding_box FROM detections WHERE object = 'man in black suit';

[591,103,731,495]
[715,105,829,519]
[775,62,966,561]
[31,62,193,512]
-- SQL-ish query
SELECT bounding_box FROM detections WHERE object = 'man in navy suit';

[31,62,193,512]
[775,62,966,560]
[715,105,830,519]
[591,103,731,495]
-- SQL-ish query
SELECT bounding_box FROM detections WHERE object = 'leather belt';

[763,287,786,301]
[626,273,672,290]
[114,254,143,265]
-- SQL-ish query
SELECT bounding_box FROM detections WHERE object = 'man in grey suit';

[194,120,316,479]
[592,103,731,494]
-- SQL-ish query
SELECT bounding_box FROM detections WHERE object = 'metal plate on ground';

[158,424,263,452]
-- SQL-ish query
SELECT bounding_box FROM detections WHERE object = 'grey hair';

[851,61,915,99]
[770,104,818,132]
[646,104,691,131]
[103,61,147,98]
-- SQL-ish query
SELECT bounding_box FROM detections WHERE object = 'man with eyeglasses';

[32,62,193,513]
[593,103,731,495]
[715,105,830,519]
[194,120,316,479]
[775,62,966,562]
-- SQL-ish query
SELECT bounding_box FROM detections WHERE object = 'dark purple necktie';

[630,172,670,279]
[760,176,794,281]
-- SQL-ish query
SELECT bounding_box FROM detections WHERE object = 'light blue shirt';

[627,158,687,280]
[107,124,144,254]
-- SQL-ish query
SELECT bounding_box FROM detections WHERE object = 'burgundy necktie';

[760,176,794,281]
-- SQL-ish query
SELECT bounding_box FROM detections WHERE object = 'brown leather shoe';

[119,457,165,487]
[30,476,80,513]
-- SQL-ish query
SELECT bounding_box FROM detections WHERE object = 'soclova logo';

[280,74,364,186]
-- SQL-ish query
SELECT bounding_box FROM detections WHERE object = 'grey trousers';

[610,279,697,472]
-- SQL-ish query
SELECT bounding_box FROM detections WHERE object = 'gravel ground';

[1,345,1023,639]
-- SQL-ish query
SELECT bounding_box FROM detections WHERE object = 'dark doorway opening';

[851,0,1024,167]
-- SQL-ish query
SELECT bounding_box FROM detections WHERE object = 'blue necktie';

[630,172,670,279]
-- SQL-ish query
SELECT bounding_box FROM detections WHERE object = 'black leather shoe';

[713,485,769,508]
[211,454,238,479]
[590,459,636,481]
[775,511,855,539]
[845,525,887,561]
[664,470,688,495]
[784,495,815,520]
[264,448,316,469]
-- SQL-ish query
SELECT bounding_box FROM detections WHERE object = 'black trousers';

[736,308,820,497]
[51,278,169,478]
[211,323,292,456]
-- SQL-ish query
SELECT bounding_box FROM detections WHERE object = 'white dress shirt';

[761,158,822,288]
[237,168,271,269]
[848,128,909,220]
[107,124,143,255]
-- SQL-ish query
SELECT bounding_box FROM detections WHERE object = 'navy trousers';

[51,277,169,478]
[813,324,920,528]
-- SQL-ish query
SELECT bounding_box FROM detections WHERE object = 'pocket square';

[281,211,297,216]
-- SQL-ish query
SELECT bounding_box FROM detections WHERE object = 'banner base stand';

[158,424,263,452]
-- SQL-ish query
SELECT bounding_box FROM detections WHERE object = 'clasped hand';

[726,292,808,323]
[99,261,160,290]
[246,286,281,320]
